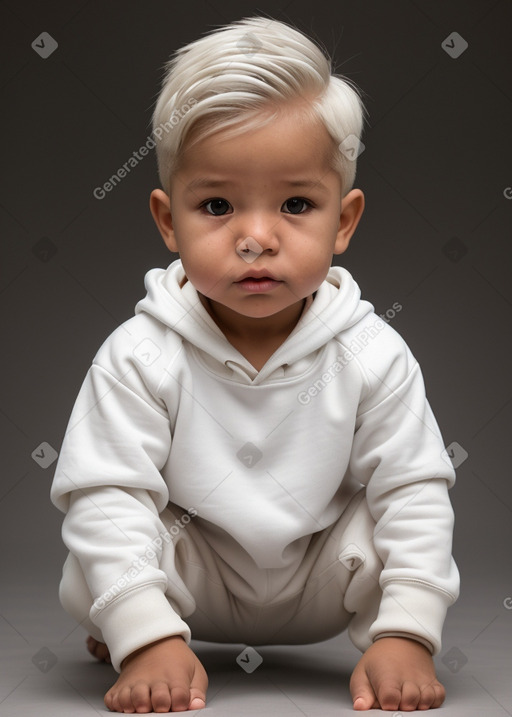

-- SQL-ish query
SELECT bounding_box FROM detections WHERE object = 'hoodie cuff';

[90,584,191,672]
[369,581,455,655]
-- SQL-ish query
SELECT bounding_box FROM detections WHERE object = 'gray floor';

[1,579,510,716]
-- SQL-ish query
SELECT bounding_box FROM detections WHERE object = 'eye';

[282,197,312,215]
[202,198,232,216]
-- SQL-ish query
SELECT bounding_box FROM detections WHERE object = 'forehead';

[177,106,336,181]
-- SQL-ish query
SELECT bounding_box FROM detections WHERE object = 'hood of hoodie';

[135,259,374,384]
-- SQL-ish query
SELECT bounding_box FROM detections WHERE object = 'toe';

[130,682,152,713]
[149,682,172,713]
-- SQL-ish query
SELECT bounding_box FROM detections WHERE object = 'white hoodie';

[51,259,459,669]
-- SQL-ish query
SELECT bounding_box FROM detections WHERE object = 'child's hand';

[104,635,208,713]
[349,636,445,711]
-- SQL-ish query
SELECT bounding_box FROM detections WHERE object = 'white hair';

[152,16,366,195]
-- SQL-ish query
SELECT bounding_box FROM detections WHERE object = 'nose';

[234,211,280,260]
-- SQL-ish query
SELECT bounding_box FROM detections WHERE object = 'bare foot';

[350,636,446,711]
[87,635,111,663]
[104,635,208,713]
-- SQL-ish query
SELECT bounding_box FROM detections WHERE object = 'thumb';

[352,695,375,711]
[188,659,208,710]
[350,666,377,711]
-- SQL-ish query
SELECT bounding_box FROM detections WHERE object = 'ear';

[149,189,179,253]
[333,189,365,255]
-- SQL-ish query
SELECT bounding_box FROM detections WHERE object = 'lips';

[235,276,282,293]
[238,276,274,283]
[236,269,277,282]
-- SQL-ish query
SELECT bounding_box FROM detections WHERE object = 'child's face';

[151,105,364,326]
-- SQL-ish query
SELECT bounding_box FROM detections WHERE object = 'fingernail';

[189,697,206,709]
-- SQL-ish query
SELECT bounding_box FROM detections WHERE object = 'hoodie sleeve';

[347,322,459,655]
[51,324,193,671]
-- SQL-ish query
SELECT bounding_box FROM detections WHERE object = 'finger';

[375,682,402,711]
[148,681,172,713]
[130,682,152,713]
[86,636,100,658]
[169,685,190,712]
[105,684,124,713]
[165,653,199,711]
[398,680,421,711]
[87,636,111,663]
[103,687,114,712]
[350,668,378,710]
[189,696,206,710]
[118,684,137,712]
[413,682,436,710]
[422,680,446,710]
[188,660,208,709]
[189,682,207,710]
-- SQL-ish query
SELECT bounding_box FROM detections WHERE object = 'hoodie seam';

[355,359,421,420]
[333,337,371,400]
[155,339,187,399]
[381,577,457,602]
[90,362,170,419]
[189,342,331,387]
[92,579,168,616]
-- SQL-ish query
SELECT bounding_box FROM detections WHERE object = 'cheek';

[295,237,335,267]
[178,247,223,293]
[292,238,337,287]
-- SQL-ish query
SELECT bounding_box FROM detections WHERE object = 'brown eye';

[204,199,231,215]
[282,197,310,214]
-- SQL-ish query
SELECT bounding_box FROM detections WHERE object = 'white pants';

[60,489,383,653]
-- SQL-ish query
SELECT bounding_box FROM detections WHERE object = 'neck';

[199,294,306,342]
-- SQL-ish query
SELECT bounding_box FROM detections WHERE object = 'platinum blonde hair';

[152,16,366,195]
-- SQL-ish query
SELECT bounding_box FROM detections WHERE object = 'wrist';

[373,632,432,655]
[121,635,185,669]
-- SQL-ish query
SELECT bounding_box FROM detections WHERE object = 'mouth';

[236,269,278,281]
[235,274,282,293]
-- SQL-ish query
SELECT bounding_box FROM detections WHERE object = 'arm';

[51,338,193,672]
[347,326,459,655]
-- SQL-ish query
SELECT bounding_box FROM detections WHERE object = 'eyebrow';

[284,179,329,194]
[186,178,233,191]
[186,178,330,193]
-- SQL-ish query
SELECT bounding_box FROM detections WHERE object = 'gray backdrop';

[1,1,511,715]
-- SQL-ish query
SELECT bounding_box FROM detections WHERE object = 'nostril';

[236,236,264,263]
